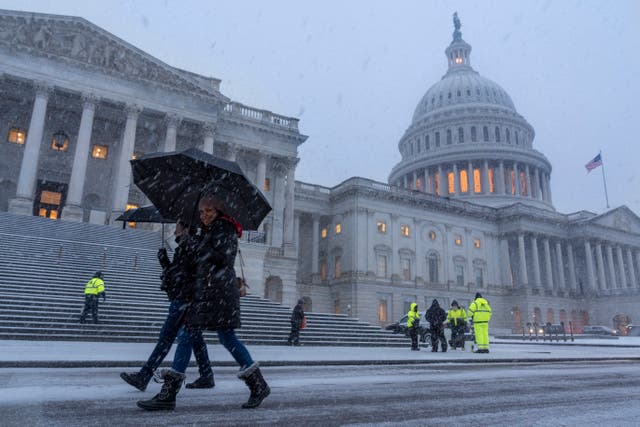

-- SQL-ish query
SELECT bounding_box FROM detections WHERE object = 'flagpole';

[599,150,610,209]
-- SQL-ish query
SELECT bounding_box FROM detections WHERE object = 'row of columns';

[512,233,640,293]
[7,81,297,247]
[398,160,552,203]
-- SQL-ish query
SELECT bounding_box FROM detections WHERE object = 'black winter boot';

[238,362,270,409]
[185,372,215,389]
[136,369,185,411]
[120,370,152,392]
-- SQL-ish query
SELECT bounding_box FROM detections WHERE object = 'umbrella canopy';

[131,148,271,230]
[115,205,175,224]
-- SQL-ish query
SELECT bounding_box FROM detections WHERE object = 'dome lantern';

[445,12,472,72]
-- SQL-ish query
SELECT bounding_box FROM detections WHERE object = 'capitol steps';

[0,212,408,347]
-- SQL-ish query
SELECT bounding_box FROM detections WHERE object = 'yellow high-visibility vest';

[447,308,467,326]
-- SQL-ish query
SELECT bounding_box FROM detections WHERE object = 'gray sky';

[2,0,639,215]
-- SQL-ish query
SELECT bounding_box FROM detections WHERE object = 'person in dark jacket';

[138,194,270,411]
[425,299,448,352]
[121,220,213,395]
[287,299,305,345]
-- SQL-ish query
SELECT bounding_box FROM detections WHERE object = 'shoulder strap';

[237,249,246,281]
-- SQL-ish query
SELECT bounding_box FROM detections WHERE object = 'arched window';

[473,168,482,193]
[425,134,430,149]
[495,126,501,142]
[547,308,554,324]
[447,171,455,194]
[488,167,495,193]
[416,137,421,153]
[410,143,414,155]
[483,126,489,142]
[459,169,468,193]
[471,126,477,142]
[533,307,542,324]
[446,129,452,145]
[435,132,441,147]
[520,171,527,196]
[505,128,511,143]
[427,252,439,283]
[458,127,464,143]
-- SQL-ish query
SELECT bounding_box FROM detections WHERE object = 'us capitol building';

[1,9,639,332]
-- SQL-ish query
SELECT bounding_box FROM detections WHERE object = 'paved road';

[1,361,639,426]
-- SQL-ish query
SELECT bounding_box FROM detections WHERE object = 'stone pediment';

[587,206,640,234]
[0,9,227,102]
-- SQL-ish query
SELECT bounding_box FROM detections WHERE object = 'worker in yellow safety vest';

[80,271,106,324]
[467,292,492,353]
[446,300,467,350]
[407,302,421,351]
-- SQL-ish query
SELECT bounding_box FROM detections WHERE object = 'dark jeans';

[450,325,466,348]
[409,326,419,350]
[141,300,210,377]
[288,323,300,345]
[80,295,98,323]
[430,326,448,352]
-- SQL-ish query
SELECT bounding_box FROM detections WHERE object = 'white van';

[582,325,618,336]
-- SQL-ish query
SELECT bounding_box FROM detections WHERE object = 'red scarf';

[219,215,243,238]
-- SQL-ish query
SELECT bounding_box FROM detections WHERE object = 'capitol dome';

[389,13,553,210]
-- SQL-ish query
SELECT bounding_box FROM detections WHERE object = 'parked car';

[624,325,640,336]
[385,314,430,343]
[582,325,618,336]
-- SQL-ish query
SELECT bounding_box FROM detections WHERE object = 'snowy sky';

[2,0,639,215]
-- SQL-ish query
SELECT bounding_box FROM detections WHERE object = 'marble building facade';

[1,9,639,332]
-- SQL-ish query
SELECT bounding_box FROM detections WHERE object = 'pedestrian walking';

[287,299,305,346]
[121,220,213,393]
[425,299,447,352]
[468,292,492,353]
[137,193,270,411]
[79,271,106,324]
[446,300,467,350]
[407,302,421,351]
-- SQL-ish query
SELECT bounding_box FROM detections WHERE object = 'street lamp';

[52,130,68,150]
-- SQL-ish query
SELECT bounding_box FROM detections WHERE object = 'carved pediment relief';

[589,207,640,234]
[0,11,223,100]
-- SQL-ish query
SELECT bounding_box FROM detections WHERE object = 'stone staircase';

[0,212,407,347]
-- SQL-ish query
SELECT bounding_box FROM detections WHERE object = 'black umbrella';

[115,205,175,246]
[130,148,271,230]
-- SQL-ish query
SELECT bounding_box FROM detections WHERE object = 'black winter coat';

[186,218,241,331]
[425,301,447,328]
[159,234,198,302]
[291,303,305,327]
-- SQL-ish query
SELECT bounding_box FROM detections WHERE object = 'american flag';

[585,153,602,173]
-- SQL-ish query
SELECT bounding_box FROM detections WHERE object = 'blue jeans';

[172,327,210,374]
[217,329,254,370]
[141,300,211,377]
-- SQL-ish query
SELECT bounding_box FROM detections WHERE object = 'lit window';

[38,208,47,217]
[448,172,455,194]
[335,223,342,235]
[429,230,437,241]
[454,235,462,246]
[321,228,327,239]
[8,128,26,144]
[434,174,440,195]
[131,151,142,160]
[40,191,61,205]
[51,133,69,151]
[415,178,422,190]
[377,221,387,234]
[474,238,481,248]
[454,56,463,64]
[460,169,468,193]
[520,171,527,196]
[488,168,495,193]
[125,203,139,228]
[510,170,516,195]
[92,145,108,159]
[378,300,388,322]
[264,178,270,192]
[401,225,410,237]
[473,168,482,193]
[334,255,342,278]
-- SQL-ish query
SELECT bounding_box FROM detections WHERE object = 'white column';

[545,173,553,203]
[256,151,267,192]
[525,164,532,198]
[62,93,97,222]
[202,123,215,155]
[293,213,300,250]
[517,233,528,287]
[498,161,506,195]
[403,175,408,188]
[467,161,473,193]
[500,237,512,287]
[283,159,297,245]
[595,243,607,291]
[626,248,637,289]
[555,241,566,291]
[311,215,320,274]
[584,240,596,292]
[9,82,51,214]
[606,245,617,289]
[636,251,640,289]
[567,243,577,291]
[424,168,429,193]
[452,163,459,195]
[438,165,445,196]
[110,104,140,221]
[534,168,541,200]
[270,169,285,247]
[163,113,180,152]
[543,238,553,290]
[531,235,541,288]
[482,160,489,194]
[616,245,628,288]
[513,161,521,196]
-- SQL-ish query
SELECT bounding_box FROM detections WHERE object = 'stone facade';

[2,10,639,333]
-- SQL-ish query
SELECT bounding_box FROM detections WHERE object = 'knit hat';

[475,292,482,299]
